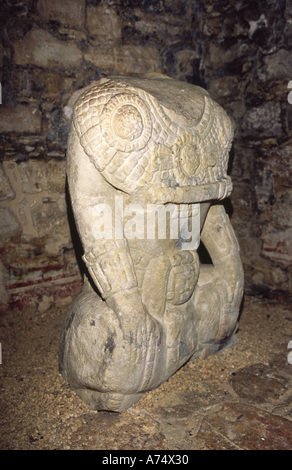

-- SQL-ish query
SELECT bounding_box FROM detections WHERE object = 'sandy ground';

[0,295,291,450]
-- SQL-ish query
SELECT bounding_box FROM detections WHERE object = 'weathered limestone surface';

[59,75,244,412]
[86,5,122,42]
[0,106,42,133]
[84,45,161,74]
[37,0,85,29]
[13,28,83,68]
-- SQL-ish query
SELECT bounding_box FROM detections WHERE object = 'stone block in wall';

[242,102,282,137]
[261,226,292,266]
[253,144,292,219]
[31,196,70,239]
[206,41,254,73]
[230,181,254,223]
[0,207,21,241]
[17,160,45,194]
[173,49,198,81]
[0,106,41,133]
[133,12,185,44]
[272,189,292,228]
[47,160,67,193]
[254,168,275,210]
[259,144,292,189]
[255,177,292,229]
[0,238,82,311]
[86,5,121,43]
[1,160,68,241]
[18,160,66,194]
[208,76,241,104]
[44,108,70,147]
[13,28,82,68]
[11,68,63,100]
[84,45,162,74]
[0,164,15,201]
[37,0,85,29]
[257,49,292,81]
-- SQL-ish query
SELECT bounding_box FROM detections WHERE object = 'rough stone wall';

[197,0,292,299]
[0,0,291,311]
[0,0,194,311]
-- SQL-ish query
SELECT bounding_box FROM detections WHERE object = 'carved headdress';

[73,74,234,196]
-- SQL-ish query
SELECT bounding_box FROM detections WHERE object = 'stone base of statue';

[59,74,244,412]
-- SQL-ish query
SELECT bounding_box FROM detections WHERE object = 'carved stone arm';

[140,176,233,204]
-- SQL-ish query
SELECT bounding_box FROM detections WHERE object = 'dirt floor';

[0,294,292,451]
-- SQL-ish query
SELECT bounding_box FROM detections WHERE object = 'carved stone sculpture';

[59,73,244,412]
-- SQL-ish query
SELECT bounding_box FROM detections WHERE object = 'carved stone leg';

[59,281,164,412]
[192,203,244,358]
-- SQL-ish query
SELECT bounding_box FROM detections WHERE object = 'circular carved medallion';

[176,135,205,180]
[179,142,201,178]
[102,93,152,152]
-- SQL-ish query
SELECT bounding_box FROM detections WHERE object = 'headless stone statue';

[59,73,244,412]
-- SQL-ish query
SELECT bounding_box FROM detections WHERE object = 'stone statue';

[59,73,244,412]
